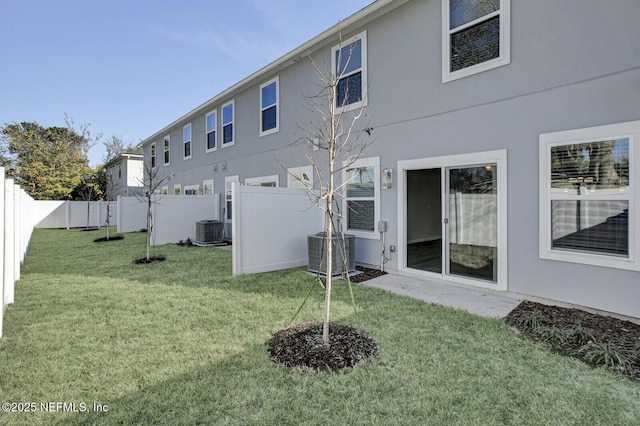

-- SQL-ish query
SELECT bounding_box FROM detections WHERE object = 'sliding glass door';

[404,156,502,286]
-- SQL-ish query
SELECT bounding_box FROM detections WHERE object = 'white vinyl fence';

[35,200,117,229]
[232,183,323,275]
[118,194,222,245]
[1,168,41,338]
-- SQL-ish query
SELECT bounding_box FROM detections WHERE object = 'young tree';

[295,34,372,344]
[102,136,134,240]
[71,165,104,229]
[102,163,121,240]
[134,158,170,261]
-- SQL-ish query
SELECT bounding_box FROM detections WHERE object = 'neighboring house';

[104,151,144,200]
[139,0,640,318]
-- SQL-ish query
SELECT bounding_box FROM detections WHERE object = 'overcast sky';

[0,0,373,165]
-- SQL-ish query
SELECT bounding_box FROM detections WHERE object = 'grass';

[1,228,639,425]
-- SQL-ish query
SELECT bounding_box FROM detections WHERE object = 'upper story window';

[206,110,217,152]
[331,30,368,113]
[260,77,279,136]
[222,100,235,147]
[442,0,510,82]
[539,120,639,271]
[150,143,156,168]
[342,156,380,239]
[163,135,170,166]
[183,123,192,159]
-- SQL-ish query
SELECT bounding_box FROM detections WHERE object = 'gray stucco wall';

[140,0,640,317]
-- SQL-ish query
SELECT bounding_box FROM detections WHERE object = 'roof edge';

[139,0,408,147]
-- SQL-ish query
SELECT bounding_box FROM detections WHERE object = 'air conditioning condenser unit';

[194,220,224,246]
[307,232,356,277]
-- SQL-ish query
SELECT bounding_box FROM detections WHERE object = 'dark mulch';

[350,266,387,283]
[268,323,378,371]
[506,300,640,382]
[134,256,166,265]
[80,228,99,232]
[93,235,124,243]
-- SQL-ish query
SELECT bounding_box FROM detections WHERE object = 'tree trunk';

[105,201,111,240]
[147,196,152,261]
[323,199,333,345]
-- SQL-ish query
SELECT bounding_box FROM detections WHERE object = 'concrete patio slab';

[361,273,522,318]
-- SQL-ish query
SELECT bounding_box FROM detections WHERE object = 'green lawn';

[1,228,639,425]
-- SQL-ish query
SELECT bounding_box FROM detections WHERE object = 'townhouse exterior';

[139,0,640,318]
[104,151,144,200]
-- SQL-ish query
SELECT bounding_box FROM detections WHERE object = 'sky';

[0,0,373,166]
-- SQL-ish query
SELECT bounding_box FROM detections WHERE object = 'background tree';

[294,34,371,344]
[0,118,99,200]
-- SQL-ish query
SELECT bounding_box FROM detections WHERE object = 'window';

[163,135,170,165]
[118,163,122,178]
[206,110,217,152]
[540,120,639,271]
[260,77,279,136]
[331,31,367,112]
[245,175,279,187]
[150,143,156,168]
[442,0,510,82]
[183,123,192,159]
[222,100,234,147]
[161,186,168,195]
[342,156,380,238]
[173,184,181,195]
[184,184,199,195]
[225,175,239,221]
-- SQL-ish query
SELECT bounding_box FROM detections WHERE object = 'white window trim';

[539,120,639,271]
[442,0,511,83]
[183,123,192,160]
[225,175,239,221]
[245,174,279,187]
[287,165,313,189]
[342,156,380,240]
[331,30,368,114]
[163,135,171,166]
[173,184,182,195]
[259,76,279,137]
[206,110,217,153]
[222,100,235,148]
[203,179,214,195]
[161,186,168,195]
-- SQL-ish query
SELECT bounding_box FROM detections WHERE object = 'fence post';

[14,185,21,281]
[4,179,14,306]
[0,168,5,338]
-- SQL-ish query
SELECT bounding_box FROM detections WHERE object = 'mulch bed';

[134,256,166,265]
[268,323,378,371]
[267,266,385,371]
[506,300,640,382]
[350,266,387,283]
